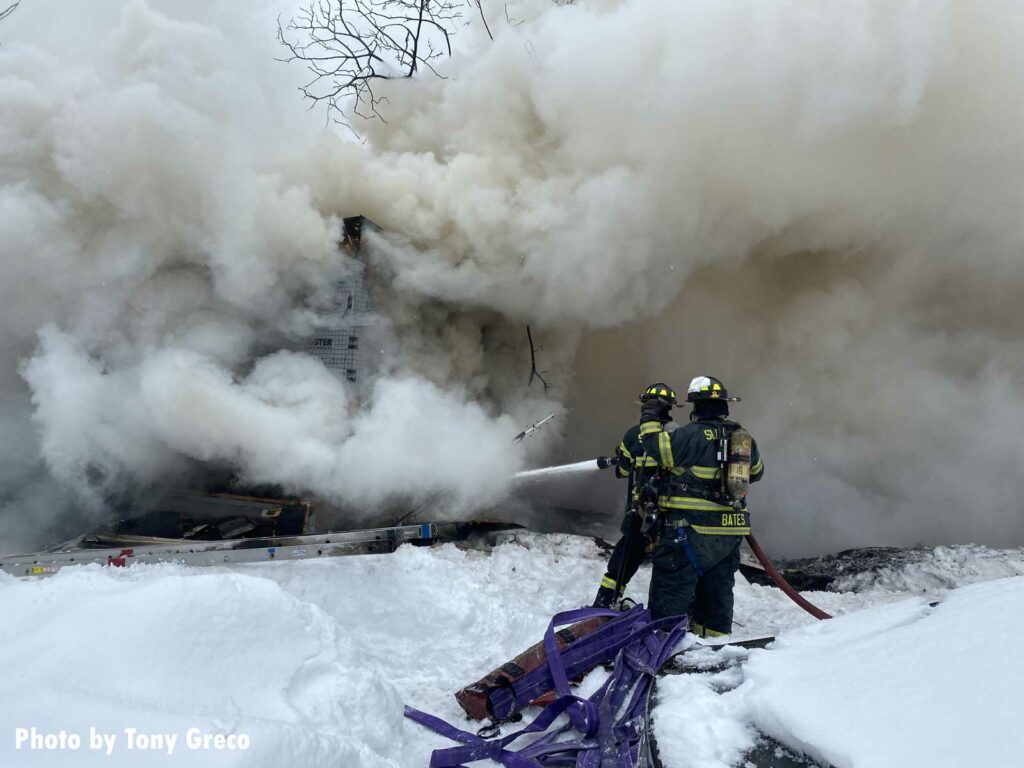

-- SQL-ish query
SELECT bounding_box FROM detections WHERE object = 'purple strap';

[407,695,584,768]
[542,608,620,734]
[405,605,688,768]
[489,607,648,720]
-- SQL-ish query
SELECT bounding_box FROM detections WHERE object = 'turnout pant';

[601,512,647,596]
[647,529,742,634]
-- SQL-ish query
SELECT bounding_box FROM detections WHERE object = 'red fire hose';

[745,534,832,620]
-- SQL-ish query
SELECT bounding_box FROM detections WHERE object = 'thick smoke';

[3,0,1024,556]
[334,0,1024,556]
[0,0,535,551]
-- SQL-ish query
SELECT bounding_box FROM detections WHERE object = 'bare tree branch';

[526,325,549,392]
[278,0,462,127]
[504,4,525,28]
[0,1,20,23]
[279,0,575,125]
[474,0,493,41]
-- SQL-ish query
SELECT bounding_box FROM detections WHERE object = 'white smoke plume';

[0,0,536,551]
[332,0,1024,556]
[3,0,1024,556]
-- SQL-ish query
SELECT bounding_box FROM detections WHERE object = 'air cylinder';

[725,427,752,503]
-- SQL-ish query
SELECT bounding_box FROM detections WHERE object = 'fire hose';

[594,456,832,620]
[745,533,832,620]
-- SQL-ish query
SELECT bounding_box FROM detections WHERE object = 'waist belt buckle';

[667,518,690,536]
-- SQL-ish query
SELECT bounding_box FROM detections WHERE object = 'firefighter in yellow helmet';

[638,376,764,635]
[592,383,678,608]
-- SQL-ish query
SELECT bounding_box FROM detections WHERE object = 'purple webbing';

[489,607,647,720]
[405,605,688,768]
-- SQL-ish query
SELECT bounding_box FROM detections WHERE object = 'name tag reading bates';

[720,512,747,528]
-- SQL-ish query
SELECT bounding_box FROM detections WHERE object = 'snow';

[654,668,757,768]
[654,573,1024,768]
[0,534,1022,768]
[687,377,712,395]
[0,534,613,767]
[831,544,1024,594]
[741,578,1024,768]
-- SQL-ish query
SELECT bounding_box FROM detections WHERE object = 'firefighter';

[592,382,678,608]
[638,375,764,635]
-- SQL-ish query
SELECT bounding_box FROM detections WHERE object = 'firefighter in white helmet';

[638,376,764,635]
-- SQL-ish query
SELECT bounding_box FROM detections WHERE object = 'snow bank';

[653,666,757,768]
[0,535,612,767]
[742,577,1024,767]
[4,536,1023,768]
[832,544,1024,594]
[0,563,405,767]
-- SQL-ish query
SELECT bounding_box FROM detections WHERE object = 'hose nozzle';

[596,456,616,470]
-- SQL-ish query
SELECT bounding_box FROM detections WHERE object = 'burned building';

[305,216,380,384]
